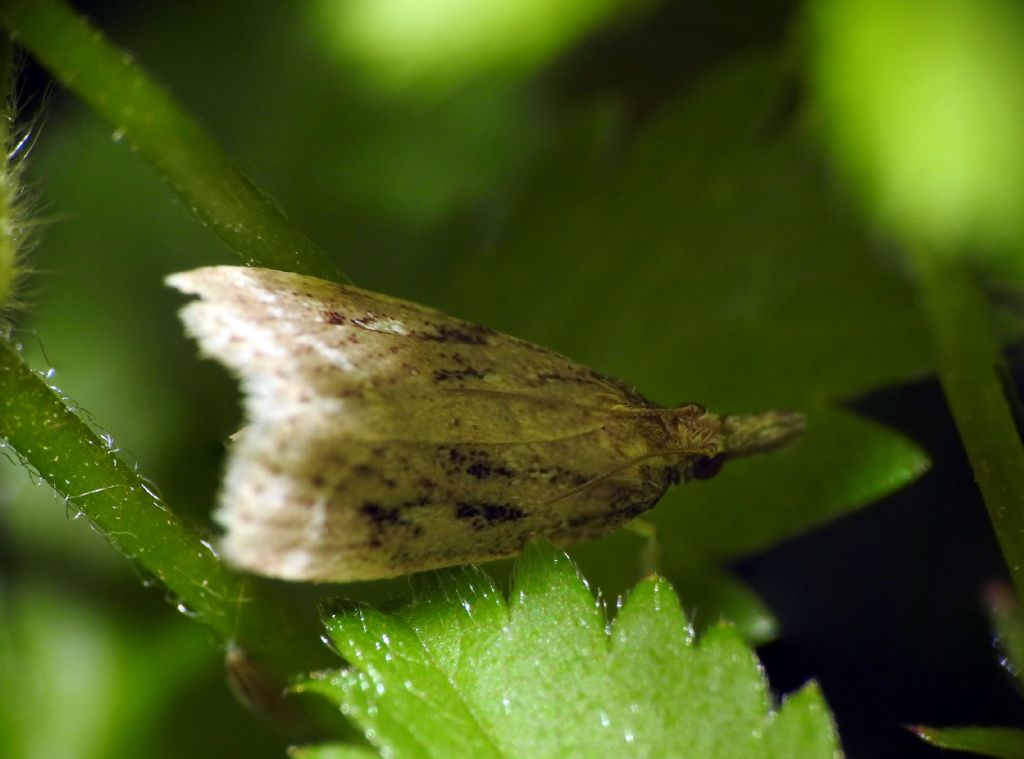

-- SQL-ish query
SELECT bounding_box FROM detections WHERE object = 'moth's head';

[668,405,804,482]
[665,404,725,480]
[668,406,804,482]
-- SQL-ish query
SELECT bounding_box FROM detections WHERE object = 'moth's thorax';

[599,405,726,488]
[660,407,726,458]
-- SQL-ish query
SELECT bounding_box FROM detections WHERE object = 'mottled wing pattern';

[169,266,677,581]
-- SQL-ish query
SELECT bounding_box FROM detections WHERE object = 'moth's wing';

[169,266,668,581]
[167,266,654,423]
[218,419,674,582]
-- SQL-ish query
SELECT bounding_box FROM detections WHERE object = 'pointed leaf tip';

[301,550,842,757]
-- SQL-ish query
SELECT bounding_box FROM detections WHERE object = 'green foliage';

[3,0,938,648]
[912,726,1024,758]
[810,0,1024,608]
[296,542,840,758]
[3,0,1024,756]
[290,746,380,759]
[0,583,215,759]
[811,0,1024,253]
[437,53,933,637]
[315,0,645,91]
[0,36,29,313]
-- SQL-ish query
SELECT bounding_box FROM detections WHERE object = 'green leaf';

[657,560,779,645]
[289,744,380,759]
[567,526,781,645]
[13,1,930,642]
[810,0,1024,253]
[423,52,933,632]
[314,0,649,91]
[297,542,841,758]
[912,725,1024,758]
[659,409,929,566]
[3,0,338,280]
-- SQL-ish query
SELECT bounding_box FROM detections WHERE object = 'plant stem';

[0,339,308,672]
[0,34,17,307]
[0,12,317,674]
[909,246,1024,599]
[0,0,340,280]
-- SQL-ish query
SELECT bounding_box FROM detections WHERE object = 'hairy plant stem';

[909,246,1024,600]
[0,35,18,307]
[0,0,338,677]
[0,339,314,672]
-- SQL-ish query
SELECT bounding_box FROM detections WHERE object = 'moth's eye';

[692,454,725,480]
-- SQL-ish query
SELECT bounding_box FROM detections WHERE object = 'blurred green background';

[3,1,1024,757]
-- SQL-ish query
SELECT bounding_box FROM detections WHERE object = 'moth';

[168,266,804,582]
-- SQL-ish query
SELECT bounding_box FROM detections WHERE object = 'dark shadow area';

[739,375,1024,758]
